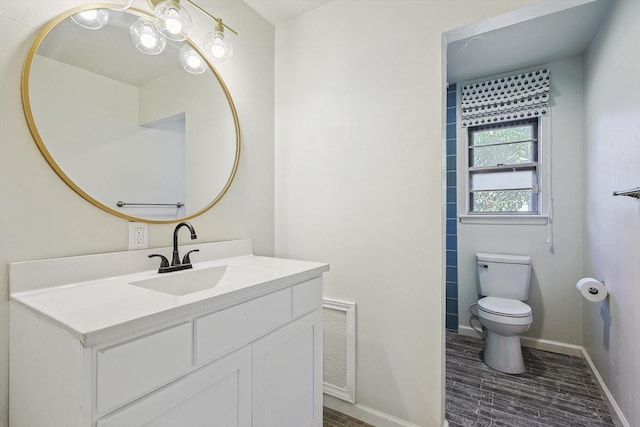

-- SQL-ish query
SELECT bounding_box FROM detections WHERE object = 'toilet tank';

[476,253,531,300]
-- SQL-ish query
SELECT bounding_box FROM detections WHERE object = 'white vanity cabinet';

[9,241,328,427]
[253,310,322,427]
[97,344,252,427]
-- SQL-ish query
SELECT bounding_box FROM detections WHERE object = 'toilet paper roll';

[576,277,607,302]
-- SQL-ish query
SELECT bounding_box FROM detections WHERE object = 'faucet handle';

[149,254,170,269]
[182,249,200,265]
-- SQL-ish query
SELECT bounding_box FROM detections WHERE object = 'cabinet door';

[97,347,251,427]
[252,310,322,427]
[96,322,193,415]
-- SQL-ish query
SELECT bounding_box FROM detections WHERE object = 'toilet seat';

[478,297,532,326]
[478,297,531,317]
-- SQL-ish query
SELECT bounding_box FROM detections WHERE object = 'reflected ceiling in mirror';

[22,5,240,223]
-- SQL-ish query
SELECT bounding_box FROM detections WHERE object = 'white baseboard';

[457,325,583,356]
[580,348,630,427]
[519,335,583,357]
[454,325,628,426]
[324,394,427,427]
[456,324,483,339]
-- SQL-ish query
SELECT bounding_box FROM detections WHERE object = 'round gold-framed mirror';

[22,3,240,224]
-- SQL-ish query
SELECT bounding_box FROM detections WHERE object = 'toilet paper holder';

[576,278,608,302]
[587,283,604,294]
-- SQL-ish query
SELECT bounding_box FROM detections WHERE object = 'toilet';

[476,253,533,374]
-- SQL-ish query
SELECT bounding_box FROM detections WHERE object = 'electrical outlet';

[128,222,148,250]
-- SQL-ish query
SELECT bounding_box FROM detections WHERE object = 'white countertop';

[9,241,329,346]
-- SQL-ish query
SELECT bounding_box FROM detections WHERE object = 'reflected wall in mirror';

[22,5,240,223]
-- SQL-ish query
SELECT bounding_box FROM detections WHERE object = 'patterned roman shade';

[461,68,550,127]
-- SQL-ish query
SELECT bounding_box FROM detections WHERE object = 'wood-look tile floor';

[446,331,617,427]
[323,407,374,426]
[323,332,616,426]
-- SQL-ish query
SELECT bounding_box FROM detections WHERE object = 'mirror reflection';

[23,6,240,223]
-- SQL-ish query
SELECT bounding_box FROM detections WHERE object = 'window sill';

[459,215,549,225]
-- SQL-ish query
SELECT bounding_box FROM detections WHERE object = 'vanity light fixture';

[179,44,206,74]
[152,0,191,41]
[71,8,110,30]
[203,18,233,64]
[145,0,237,64]
[70,0,132,30]
[73,0,237,66]
[130,18,167,55]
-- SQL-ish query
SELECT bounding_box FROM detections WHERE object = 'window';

[467,119,539,214]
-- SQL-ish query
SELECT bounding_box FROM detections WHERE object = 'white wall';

[583,0,640,425]
[31,55,186,220]
[139,66,237,217]
[457,57,586,345]
[0,1,274,425]
[274,1,541,425]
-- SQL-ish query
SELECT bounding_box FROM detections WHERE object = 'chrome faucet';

[149,222,199,273]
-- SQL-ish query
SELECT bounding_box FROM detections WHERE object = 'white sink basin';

[129,265,266,296]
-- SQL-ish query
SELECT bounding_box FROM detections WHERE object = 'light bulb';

[130,18,166,55]
[210,37,226,58]
[71,8,109,30]
[140,30,157,49]
[79,10,97,20]
[179,45,206,74]
[153,0,191,41]
[203,25,233,64]
[164,8,182,34]
[187,56,201,68]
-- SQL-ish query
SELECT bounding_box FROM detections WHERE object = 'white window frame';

[457,85,550,225]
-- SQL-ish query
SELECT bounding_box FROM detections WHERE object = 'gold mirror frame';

[21,3,241,224]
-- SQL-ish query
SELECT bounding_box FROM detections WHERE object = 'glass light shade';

[110,0,133,11]
[71,9,109,30]
[203,30,234,64]
[153,0,192,41]
[130,18,166,55]
[179,45,206,74]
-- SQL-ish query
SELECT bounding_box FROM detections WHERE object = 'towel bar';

[612,187,640,199]
[117,201,185,208]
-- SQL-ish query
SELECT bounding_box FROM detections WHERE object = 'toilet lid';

[478,297,531,318]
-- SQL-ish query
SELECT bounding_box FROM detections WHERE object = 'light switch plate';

[128,222,148,250]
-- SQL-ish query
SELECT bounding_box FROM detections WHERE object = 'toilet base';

[484,331,525,374]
